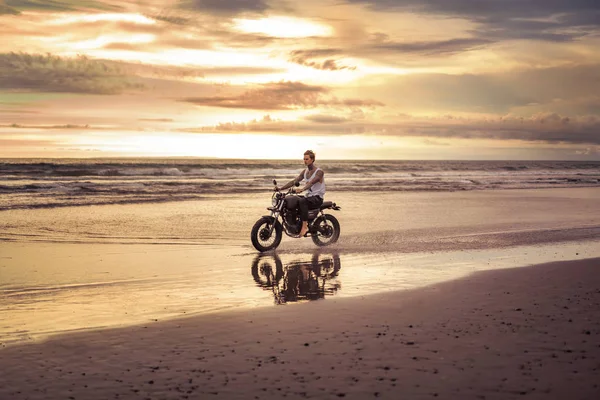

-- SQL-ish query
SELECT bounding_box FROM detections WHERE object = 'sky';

[0,0,599,160]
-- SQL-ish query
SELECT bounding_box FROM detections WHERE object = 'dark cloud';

[180,81,385,110]
[146,11,192,26]
[183,115,305,133]
[395,113,600,145]
[290,49,344,59]
[0,52,144,94]
[98,60,206,80]
[0,123,92,129]
[288,49,356,71]
[201,66,285,76]
[289,55,355,71]
[190,112,600,144]
[179,0,269,15]
[329,98,385,107]
[2,0,121,13]
[345,0,600,41]
[0,4,19,14]
[304,114,349,123]
[371,37,493,55]
[292,57,356,71]
[344,0,600,21]
[180,81,325,110]
[292,39,489,66]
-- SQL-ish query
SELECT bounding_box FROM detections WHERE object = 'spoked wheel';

[251,254,284,287]
[311,214,340,247]
[310,252,341,278]
[251,217,283,252]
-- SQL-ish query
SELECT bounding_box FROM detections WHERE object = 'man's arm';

[298,169,324,192]
[279,170,305,190]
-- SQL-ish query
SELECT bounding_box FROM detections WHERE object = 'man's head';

[303,150,315,167]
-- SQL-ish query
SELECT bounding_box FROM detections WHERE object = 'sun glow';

[58,130,433,159]
[233,16,333,38]
[69,132,317,159]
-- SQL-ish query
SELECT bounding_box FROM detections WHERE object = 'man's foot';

[299,223,309,237]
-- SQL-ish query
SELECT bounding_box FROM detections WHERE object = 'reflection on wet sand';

[251,252,341,304]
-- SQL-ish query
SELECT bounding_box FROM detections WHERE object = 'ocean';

[1,158,599,210]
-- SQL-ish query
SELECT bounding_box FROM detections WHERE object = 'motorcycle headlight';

[272,193,278,206]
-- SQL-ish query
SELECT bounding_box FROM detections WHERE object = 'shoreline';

[1,256,599,399]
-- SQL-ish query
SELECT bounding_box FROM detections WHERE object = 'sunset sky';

[1,0,599,159]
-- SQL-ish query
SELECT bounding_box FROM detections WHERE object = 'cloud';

[363,63,600,116]
[0,4,19,14]
[438,113,598,144]
[345,0,600,42]
[0,52,144,94]
[179,0,270,15]
[575,146,600,155]
[2,0,121,13]
[370,113,600,145]
[183,115,305,132]
[179,81,384,110]
[328,98,385,107]
[187,112,600,145]
[181,114,364,134]
[145,10,192,26]
[304,114,349,123]
[371,37,493,56]
[0,123,93,129]
[345,0,600,22]
[289,49,356,71]
[180,81,325,110]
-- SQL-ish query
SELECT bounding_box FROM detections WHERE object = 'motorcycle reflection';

[251,252,342,304]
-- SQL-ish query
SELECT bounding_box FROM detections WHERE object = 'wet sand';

[1,187,599,398]
[1,257,599,399]
[2,187,600,344]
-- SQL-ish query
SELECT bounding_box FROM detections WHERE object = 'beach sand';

[1,257,599,399]
[1,187,599,399]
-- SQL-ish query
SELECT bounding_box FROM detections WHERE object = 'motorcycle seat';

[319,201,333,209]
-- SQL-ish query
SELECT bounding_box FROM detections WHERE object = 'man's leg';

[305,196,323,210]
[285,196,299,223]
[298,197,309,236]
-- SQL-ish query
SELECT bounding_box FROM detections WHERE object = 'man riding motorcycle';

[275,150,325,237]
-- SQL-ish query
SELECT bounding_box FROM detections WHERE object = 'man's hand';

[273,186,280,192]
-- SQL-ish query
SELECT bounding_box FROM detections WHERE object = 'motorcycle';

[251,252,342,304]
[250,179,341,252]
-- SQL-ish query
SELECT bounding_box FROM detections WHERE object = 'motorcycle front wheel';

[311,214,340,247]
[251,217,283,252]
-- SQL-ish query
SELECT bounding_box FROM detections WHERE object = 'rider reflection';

[251,252,341,305]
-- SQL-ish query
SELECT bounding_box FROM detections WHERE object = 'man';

[276,150,325,237]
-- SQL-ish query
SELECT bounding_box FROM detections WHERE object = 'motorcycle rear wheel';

[311,214,340,247]
[251,217,283,252]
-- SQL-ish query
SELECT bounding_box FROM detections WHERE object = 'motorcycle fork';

[267,211,280,236]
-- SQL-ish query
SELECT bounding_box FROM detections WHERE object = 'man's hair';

[304,150,315,160]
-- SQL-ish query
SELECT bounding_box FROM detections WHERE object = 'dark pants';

[286,195,323,221]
